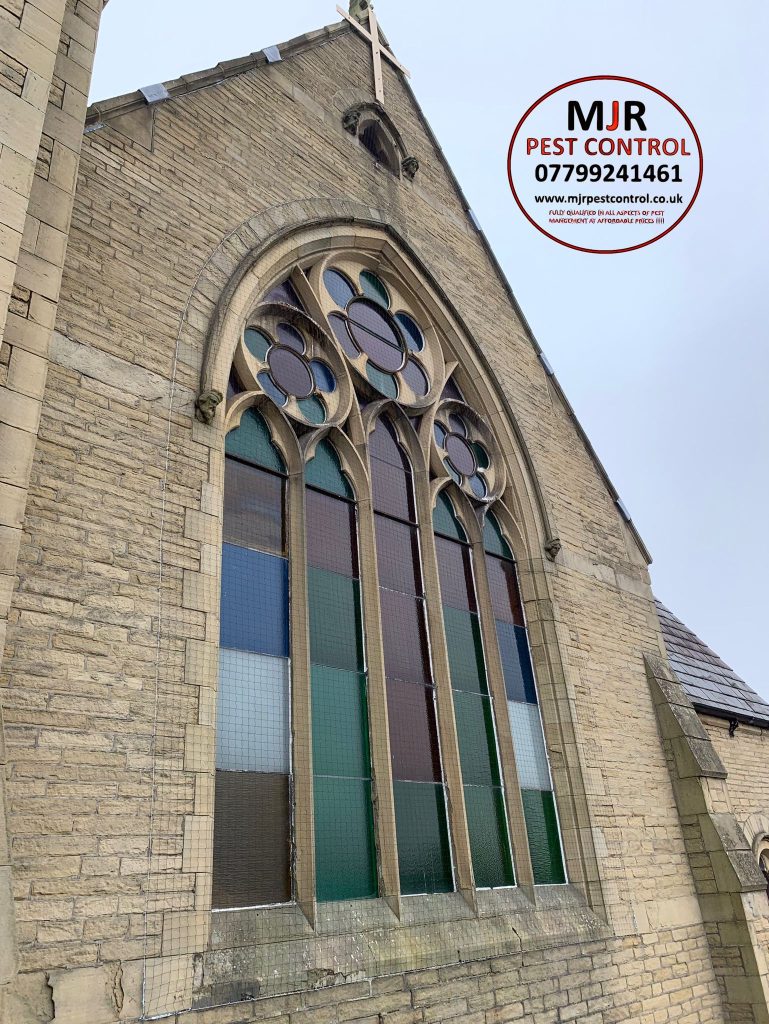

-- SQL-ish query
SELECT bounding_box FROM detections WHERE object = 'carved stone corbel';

[195,389,223,424]
[401,155,419,180]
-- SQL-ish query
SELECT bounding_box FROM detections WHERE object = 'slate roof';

[656,599,769,726]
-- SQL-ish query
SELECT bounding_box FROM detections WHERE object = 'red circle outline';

[506,75,703,254]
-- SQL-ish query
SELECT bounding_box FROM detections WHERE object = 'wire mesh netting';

[144,256,568,1016]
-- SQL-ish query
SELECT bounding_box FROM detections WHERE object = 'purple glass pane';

[268,348,314,398]
[306,488,358,578]
[469,474,487,499]
[486,555,525,625]
[387,680,442,782]
[265,279,303,310]
[276,323,305,353]
[328,313,359,359]
[379,588,430,685]
[401,358,429,398]
[441,377,464,402]
[371,457,416,522]
[347,299,404,372]
[445,434,476,476]
[375,515,421,596]
[435,536,477,612]
[369,420,410,469]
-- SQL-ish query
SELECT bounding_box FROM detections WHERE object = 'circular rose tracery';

[347,298,405,372]
[433,407,496,500]
[321,266,431,402]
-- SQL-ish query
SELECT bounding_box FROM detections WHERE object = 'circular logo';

[507,76,703,253]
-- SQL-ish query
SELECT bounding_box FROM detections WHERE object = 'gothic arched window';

[213,251,566,910]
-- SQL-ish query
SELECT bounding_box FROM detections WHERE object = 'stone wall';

[0,18,752,1024]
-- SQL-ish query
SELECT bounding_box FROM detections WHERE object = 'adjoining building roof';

[656,599,769,727]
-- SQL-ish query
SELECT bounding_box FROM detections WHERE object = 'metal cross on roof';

[336,2,410,104]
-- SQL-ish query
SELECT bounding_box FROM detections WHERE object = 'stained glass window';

[483,511,566,885]
[215,255,570,921]
[433,493,514,888]
[213,409,292,908]
[370,420,453,894]
[306,441,377,901]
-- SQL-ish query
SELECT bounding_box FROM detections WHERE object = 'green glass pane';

[521,789,566,885]
[311,666,370,779]
[297,395,326,425]
[453,691,500,786]
[359,269,390,308]
[314,776,377,901]
[393,781,453,895]
[244,327,271,361]
[472,442,490,470]
[483,511,513,559]
[305,440,353,499]
[225,409,285,473]
[432,490,466,541]
[366,362,398,398]
[443,607,487,693]
[308,568,363,672]
[464,785,514,888]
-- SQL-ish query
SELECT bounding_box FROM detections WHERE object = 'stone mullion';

[289,467,315,926]
[470,536,536,898]
[416,474,476,911]
[356,490,401,917]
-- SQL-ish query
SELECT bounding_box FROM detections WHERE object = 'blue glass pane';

[257,371,288,408]
[225,409,285,473]
[469,474,487,499]
[395,312,424,351]
[507,700,551,790]
[324,268,356,308]
[220,544,288,656]
[217,650,289,772]
[310,359,336,392]
[496,621,537,704]
[244,327,271,361]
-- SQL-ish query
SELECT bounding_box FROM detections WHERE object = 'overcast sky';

[91,1,769,699]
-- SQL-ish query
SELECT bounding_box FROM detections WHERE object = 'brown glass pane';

[369,420,410,469]
[212,770,291,908]
[375,515,421,596]
[268,347,313,398]
[387,679,442,782]
[223,458,284,555]
[486,555,524,625]
[306,488,358,578]
[379,588,430,684]
[371,458,416,522]
[435,536,476,612]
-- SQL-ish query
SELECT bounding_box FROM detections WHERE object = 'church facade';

[0,4,767,1023]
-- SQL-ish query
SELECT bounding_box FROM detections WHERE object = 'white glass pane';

[507,700,551,791]
[216,649,290,772]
